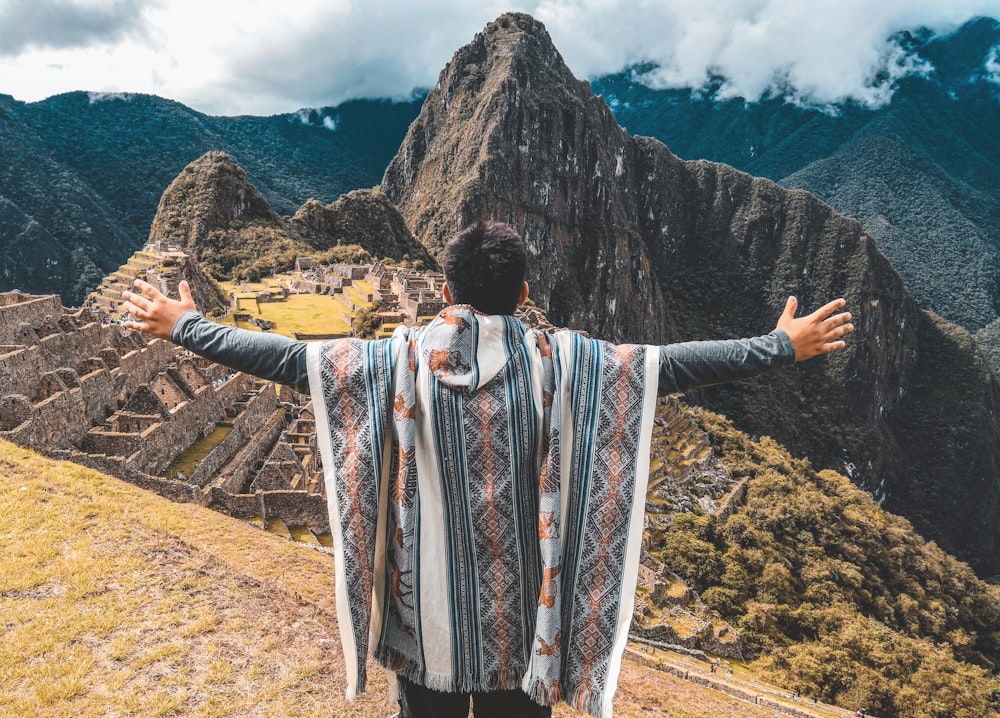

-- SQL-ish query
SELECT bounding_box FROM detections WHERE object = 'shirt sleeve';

[657,329,795,395]
[169,310,311,393]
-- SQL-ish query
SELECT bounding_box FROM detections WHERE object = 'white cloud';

[0,0,155,55]
[986,45,1000,84]
[0,0,998,114]
[537,0,996,106]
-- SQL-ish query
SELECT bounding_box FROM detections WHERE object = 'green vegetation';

[352,306,380,338]
[654,409,1000,717]
[160,424,233,480]
[314,244,371,265]
[290,189,436,271]
[200,224,304,282]
[211,242,372,286]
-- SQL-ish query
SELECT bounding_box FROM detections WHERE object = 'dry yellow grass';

[0,439,786,717]
[0,439,389,717]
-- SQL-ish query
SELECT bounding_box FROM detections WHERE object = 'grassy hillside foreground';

[0,439,781,718]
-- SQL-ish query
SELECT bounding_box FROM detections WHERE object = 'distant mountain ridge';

[0,91,422,304]
[593,17,1000,336]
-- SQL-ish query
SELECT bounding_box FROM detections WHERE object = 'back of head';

[440,220,527,315]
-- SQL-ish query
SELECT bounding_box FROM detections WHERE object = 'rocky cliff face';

[381,13,1000,575]
[382,14,668,340]
[593,18,1000,335]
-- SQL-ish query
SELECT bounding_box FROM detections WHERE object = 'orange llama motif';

[428,348,464,376]
[394,393,416,420]
[538,511,558,540]
[540,565,561,609]
[537,333,553,360]
[441,312,472,332]
[392,446,415,504]
[536,631,561,657]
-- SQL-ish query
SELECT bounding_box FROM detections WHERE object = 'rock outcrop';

[289,188,435,267]
[145,152,293,280]
[148,153,434,280]
[381,12,1000,575]
[147,151,283,250]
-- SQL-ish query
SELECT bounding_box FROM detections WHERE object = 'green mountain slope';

[0,91,422,305]
[658,409,1000,717]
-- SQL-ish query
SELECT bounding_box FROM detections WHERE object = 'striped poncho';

[306,305,659,718]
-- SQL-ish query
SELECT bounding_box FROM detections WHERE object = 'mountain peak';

[918,15,1000,82]
[459,11,562,68]
[146,151,281,253]
[381,12,1000,577]
[382,12,631,262]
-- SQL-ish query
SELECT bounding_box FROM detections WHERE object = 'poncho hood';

[417,304,516,393]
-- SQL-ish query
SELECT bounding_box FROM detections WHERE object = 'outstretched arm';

[657,296,853,394]
[122,279,310,393]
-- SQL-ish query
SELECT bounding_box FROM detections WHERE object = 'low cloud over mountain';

[3,1,1000,114]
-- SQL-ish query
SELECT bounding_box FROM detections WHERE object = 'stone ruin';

[2,246,475,546]
[2,248,745,657]
[279,259,447,337]
[0,287,330,544]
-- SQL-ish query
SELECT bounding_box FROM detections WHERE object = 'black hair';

[440,220,527,315]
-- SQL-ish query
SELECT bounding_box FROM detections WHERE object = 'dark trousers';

[397,675,552,718]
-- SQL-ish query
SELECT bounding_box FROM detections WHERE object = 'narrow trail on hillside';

[626,643,875,718]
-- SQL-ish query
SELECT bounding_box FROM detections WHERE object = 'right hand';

[775,296,854,362]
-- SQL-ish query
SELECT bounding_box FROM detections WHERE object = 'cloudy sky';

[1,0,999,116]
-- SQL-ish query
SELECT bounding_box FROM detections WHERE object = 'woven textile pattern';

[563,342,648,712]
[378,335,423,673]
[317,338,394,693]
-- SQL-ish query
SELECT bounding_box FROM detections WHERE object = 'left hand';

[776,296,854,362]
[122,279,197,340]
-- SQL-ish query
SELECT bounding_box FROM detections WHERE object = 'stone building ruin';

[0,287,329,543]
[2,246,469,546]
[285,259,447,335]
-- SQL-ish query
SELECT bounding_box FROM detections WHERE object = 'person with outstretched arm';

[123,220,852,718]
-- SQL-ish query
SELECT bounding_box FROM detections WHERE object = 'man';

[123,220,852,718]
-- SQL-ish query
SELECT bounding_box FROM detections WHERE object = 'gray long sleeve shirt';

[169,310,795,396]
